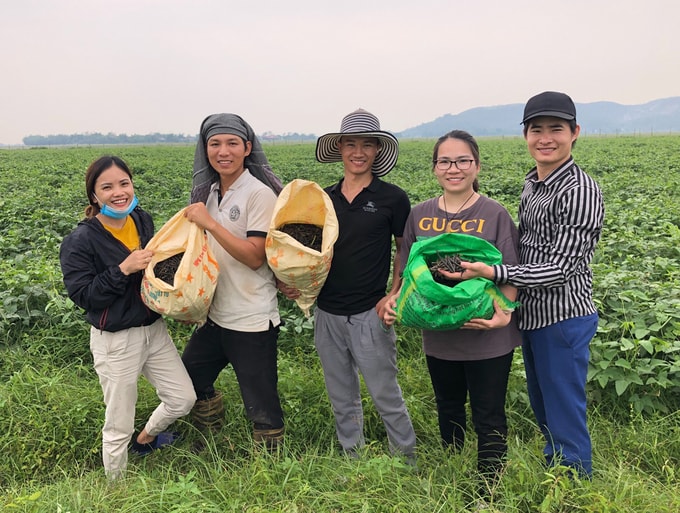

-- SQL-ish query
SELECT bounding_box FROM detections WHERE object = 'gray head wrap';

[191,113,283,203]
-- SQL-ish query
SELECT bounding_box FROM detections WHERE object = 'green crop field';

[1,136,679,512]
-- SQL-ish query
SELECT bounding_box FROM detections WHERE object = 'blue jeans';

[522,313,598,477]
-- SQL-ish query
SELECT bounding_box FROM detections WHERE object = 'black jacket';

[59,208,160,332]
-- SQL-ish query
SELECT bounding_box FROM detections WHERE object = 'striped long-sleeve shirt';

[493,157,604,330]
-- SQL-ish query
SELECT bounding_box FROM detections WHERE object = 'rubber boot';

[190,391,225,452]
[191,390,225,432]
[253,424,285,450]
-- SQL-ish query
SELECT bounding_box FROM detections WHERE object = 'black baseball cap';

[521,91,576,124]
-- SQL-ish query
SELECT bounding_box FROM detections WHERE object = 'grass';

[1,315,679,512]
[3,413,679,512]
[1,138,679,511]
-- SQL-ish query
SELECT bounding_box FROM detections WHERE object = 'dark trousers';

[426,351,513,475]
[181,319,284,429]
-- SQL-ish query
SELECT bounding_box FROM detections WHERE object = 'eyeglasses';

[433,159,476,172]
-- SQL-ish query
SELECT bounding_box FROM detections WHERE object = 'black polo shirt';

[317,177,411,316]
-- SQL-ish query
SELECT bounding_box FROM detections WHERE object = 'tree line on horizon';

[22,132,196,146]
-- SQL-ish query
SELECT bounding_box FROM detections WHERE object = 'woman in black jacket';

[60,155,196,480]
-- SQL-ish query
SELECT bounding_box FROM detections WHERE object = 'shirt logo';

[229,205,241,221]
[363,201,378,213]
[418,217,486,234]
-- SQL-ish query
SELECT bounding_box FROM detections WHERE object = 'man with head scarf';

[191,113,283,200]
[181,113,285,449]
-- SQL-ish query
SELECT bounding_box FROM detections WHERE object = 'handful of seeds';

[429,252,464,287]
[279,223,323,252]
[153,252,185,286]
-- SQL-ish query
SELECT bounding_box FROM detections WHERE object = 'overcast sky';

[1,0,678,144]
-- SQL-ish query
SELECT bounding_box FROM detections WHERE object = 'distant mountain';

[396,97,680,138]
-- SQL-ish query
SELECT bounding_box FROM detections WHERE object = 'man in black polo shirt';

[312,108,416,462]
[456,92,604,477]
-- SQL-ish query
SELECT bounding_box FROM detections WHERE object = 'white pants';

[90,318,196,479]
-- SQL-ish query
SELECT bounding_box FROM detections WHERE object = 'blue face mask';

[97,195,139,219]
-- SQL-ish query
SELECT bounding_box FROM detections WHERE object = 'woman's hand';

[120,249,153,275]
[461,300,512,330]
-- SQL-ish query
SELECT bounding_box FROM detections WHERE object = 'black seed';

[154,252,185,285]
[279,223,323,252]
[429,252,463,287]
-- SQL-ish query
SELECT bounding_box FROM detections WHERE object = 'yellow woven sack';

[141,207,219,324]
[266,179,339,317]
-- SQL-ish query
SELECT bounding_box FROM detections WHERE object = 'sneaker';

[130,431,181,456]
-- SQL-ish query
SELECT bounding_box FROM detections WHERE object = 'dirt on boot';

[253,425,285,451]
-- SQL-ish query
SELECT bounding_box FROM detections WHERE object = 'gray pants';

[90,318,196,479]
[314,307,416,456]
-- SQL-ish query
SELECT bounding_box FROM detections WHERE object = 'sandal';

[130,431,181,456]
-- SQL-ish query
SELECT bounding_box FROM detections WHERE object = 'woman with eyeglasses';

[383,130,520,499]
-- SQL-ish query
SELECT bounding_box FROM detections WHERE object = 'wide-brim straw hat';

[315,108,399,177]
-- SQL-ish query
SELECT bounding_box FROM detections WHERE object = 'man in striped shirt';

[455,91,604,478]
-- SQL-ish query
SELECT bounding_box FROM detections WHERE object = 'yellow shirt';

[102,216,140,251]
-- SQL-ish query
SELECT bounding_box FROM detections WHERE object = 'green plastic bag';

[396,233,518,331]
